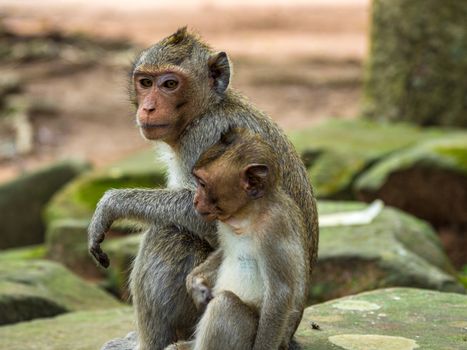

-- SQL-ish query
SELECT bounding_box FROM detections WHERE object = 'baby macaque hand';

[187,275,213,311]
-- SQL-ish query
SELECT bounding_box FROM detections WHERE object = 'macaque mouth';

[139,123,170,129]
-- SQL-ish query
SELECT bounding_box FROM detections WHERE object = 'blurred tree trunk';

[363,0,467,127]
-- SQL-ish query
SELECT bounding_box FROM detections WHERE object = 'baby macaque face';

[192,160,269,223]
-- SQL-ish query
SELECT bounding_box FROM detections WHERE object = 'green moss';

[0,245,46,261]
[459,265,467,289]
[44,148,166,225]
[434,143,467,173]
[289,118,447,199]
[308,151,366,199]
[290,119,439,158]
[297,288,467,349]
[0,307,133,350]
[355,134,467,193]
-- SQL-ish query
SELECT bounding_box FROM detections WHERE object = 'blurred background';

[0,1,466,349]
[0,0,368,181]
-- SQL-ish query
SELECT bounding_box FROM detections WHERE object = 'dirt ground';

[0,0,369,182]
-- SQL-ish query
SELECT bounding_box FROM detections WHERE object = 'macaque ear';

[208,51,231,94]
[241,164,269,199]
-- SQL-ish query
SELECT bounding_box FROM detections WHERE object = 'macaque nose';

[143,106,156,113]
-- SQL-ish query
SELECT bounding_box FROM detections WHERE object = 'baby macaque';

[174,129,308,350]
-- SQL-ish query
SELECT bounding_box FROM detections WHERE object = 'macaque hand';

[187,274,213,310]
[87,192,116,268]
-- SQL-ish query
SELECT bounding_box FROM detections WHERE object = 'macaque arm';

[88,188,216,267]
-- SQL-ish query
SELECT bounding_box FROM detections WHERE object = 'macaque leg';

[194,291,258,350]
[130,224,212,350]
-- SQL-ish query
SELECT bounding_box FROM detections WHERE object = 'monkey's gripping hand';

[88,188,217,268]
[187,274,213,311]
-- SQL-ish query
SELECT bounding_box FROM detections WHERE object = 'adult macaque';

[172,128,307,350]
[88,27,318,350]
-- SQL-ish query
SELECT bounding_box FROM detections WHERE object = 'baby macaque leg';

[194,291,258,350]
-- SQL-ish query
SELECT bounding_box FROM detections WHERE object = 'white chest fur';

[156,143,185,189]
[214,222,265,305]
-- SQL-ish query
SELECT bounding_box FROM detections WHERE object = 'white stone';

[332,300,381,311]
[329,334,419,350]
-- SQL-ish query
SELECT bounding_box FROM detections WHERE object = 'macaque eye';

[195,176,206,188]
[162,79,179,90]
[139,78,153,88]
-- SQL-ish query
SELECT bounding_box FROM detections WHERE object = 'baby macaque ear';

[241,164,269,199]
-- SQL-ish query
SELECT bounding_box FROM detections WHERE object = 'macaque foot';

[164,341,193,350]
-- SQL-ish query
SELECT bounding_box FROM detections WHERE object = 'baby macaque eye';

[195,177,206,188]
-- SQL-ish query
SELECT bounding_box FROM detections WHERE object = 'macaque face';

[133,69,192,144]
[192,165,250,223]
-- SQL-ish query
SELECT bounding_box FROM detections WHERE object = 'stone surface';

[8,288,464,350]
[296,288,467,350]
[101,331,137,350]
[289,119,444,199]
[0,307,134,350]
[0,159,90,249]
[0,259,122,325]
[355,135,467,225]
[363,0,467,127]
[310,201,464,303]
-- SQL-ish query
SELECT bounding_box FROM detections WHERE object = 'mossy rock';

[44,148,165,225]
[296,288,467,349]
[27,288,466,350]
[0,307,134,350]
[289,119,445,199]
[44,148,165,277]
[0,245,46,261]
[363,0,467,127]
[0,159,90,249]
[311,201,464,304]
[0,259,122,325]
[45,219,96,277]
[355,135,467,225]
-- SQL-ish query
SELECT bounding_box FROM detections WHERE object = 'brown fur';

[182,129,308,350]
